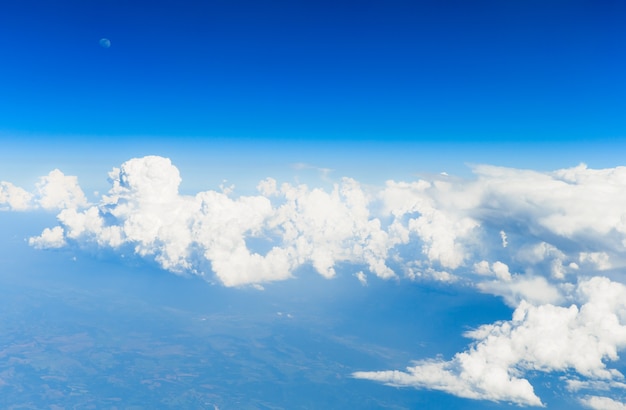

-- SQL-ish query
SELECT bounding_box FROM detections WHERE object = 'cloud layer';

[354,276,626,406]
[21,156,626,289]
[5,155,626,406]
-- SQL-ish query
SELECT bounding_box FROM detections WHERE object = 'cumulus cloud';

[0,181,33,210]
[477,275,563,307]
[355,277,626,406]
[2,161,620,291]
[579,252,612,271]
[474,164,626,252]
[1,169,87,211]
[35,169,88,210]
[16,157,626,292]
[473,260,512,281]
[26,156,399,287]
[28,226,66,249]
[379,179,479,270]
[7,156,626,405]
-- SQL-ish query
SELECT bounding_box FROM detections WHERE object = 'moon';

[99,38,111,48]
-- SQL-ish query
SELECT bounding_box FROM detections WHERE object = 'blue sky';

[2,0,625,141]
[1,0,625,189]
[1,1,626,409]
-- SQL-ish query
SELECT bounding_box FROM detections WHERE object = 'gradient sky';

[1,0,625,190]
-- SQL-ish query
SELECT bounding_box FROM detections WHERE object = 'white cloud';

[353,358,543,407]
[491,261,511,281]
[0,181,33,210]
[27,156,399,287]
[473,260,511,282]
[580,252,612,271]
[28,226,66,249]
[35,169,88,210]
[267,177,393,280]
[8,157,626,406]
[515,242,572,279]
[474,164,626,250]
[580,395,626,410]
[516,242,565,265]
[566,379,626,393]
[1,169,87,211]
[473,260,492,275]
[478,275,563,307]
[355,277,626,406]
[18,158,626,292]
[355,271,368,286]
[379,179,478,269]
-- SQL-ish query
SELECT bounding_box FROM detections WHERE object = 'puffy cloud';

[375,163,626,287]
[267,177,395,280]
[354,277,626,406]
[28,156,397,287]
[477,275,563,307]
[18,158,626,292]
[353,358,542,407]
[473,164,626,251]
[1,169,87,211]
[379,179,479,270]
[5,159,623,285]
[580,396,626,410]
[491,262,512,282]
[473,260,512,281]
[8,156,626,405]
[579,252,612,271]
[28,226,66,249]
[516,241,565,266]
[192,189,286,286]
[0,181,33,210]
[35,169,88,210]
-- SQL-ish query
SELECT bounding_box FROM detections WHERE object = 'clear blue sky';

[1,0,624,138]
[1,1,624,178]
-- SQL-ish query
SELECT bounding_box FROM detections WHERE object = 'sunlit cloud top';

[5,156,626,406]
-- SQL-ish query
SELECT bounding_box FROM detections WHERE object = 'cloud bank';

[5,155,626,406]
[354,276,626,406]
[20,156,626,288]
